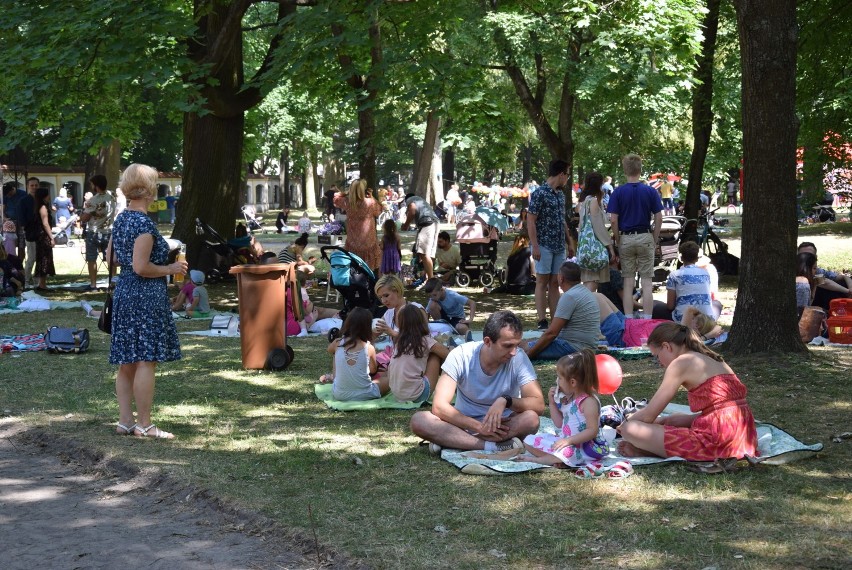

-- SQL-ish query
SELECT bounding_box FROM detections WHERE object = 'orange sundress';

[663,374,758,461]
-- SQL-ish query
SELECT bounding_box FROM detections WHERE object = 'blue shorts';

[601,311,626,347]
[534,246,565,276]
[526,337,577,360]
[413,377,431,404]
[662,198,673,209]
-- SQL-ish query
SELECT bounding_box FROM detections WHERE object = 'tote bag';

[576,201,609,271]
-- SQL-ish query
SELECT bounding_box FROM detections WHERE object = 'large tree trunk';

[332,7,382,191]
[684,0,721,235]
[178,112,244,259]
[173,0,293,259]
[728,0,803,354]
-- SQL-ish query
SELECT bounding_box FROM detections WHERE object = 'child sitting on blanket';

[171,277,196,311]
[185,270,210,318]
[423,278,476,336]
[318,307,389,401]
[477,349,609,477]
[387,304,450,404]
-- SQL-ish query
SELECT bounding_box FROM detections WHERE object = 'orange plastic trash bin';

[229,263,302,370]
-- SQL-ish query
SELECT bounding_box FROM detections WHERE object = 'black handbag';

[97,244,115,334]
[45,326,90,354]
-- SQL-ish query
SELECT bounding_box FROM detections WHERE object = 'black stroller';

[320,246,380,321]
[195,218,257,284]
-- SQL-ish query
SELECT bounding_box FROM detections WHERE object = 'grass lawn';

[1,213,850,569]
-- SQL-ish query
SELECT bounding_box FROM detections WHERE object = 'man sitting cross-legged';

[410,310,545,454]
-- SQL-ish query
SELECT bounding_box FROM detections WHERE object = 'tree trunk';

[684,0,721,234]
[94,139,121,193]
[304,154,316,212]
[281,147,289,208]
[728,0,803,355]
[522,143,532,184]
[429,134,443,205]
[173,0,294,255]
[178,112,244,261]
[442,147,455,191]
[413,111,441,201]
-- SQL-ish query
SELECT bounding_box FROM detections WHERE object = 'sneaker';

[537,319,548,330]
[84,284,99,292]
[495,437,524,452]
[428,442,443,456]
[408,277,425,290]
[296,329,309,338]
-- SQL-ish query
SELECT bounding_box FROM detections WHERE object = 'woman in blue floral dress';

[108,164,187,439]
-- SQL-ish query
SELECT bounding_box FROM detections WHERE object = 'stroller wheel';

[480,272,494,287]
[327,327,341,343]
[456,272,471,287]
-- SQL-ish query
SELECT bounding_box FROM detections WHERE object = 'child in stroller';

[52,213,79,247]
[241,205,265,233]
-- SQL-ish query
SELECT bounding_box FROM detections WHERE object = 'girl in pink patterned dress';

[485,349,608,475]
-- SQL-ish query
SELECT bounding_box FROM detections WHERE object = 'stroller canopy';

[474,206,510,232]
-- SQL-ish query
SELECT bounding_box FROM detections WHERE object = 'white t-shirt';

[441,341,537,421]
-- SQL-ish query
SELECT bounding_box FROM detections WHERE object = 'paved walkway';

[0,419,348,570]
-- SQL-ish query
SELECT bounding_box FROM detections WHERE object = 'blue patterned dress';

[109,210,181,365]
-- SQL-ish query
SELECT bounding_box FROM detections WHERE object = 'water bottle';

[174,244,186,284]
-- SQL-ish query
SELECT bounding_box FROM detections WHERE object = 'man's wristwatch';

[501,394,513,409]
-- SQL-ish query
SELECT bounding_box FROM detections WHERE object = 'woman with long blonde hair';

[334,178,382,270]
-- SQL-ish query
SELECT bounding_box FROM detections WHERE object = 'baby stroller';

[320,246,379,321]
[52,213,79,247]
[454,210,505,288]
[651,215,685,285]
[195,218,256,284]
[241,205,266,234]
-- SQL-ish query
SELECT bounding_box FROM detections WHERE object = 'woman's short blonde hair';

[375,274,404,296]
[120,163,158,200]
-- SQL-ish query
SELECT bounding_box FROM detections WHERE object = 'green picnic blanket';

[314,383,428,411]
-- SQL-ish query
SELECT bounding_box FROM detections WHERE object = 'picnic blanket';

[440,403,823,475]
[605,332,729,361]
[314,383,428,411]
[0,333,48,352]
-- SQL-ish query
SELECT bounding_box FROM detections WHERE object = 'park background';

[1,1,851,568]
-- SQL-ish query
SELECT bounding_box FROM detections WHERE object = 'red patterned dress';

[663,374,758,461]
[334,194,382,270]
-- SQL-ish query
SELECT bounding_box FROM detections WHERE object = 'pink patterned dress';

[663,374,758,461]
[524,394,608,466]
[334,194,382,270]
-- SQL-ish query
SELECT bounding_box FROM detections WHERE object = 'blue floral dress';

[109,210,181,365]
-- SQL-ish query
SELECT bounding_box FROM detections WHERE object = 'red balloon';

[595,353,623,395]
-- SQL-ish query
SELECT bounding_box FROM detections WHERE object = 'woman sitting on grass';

[319,307,389,401]
[617,322,758,461]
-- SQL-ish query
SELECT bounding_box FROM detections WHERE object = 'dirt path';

[0,419,356,570]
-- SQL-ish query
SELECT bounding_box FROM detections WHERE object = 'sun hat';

[190,270,205,285]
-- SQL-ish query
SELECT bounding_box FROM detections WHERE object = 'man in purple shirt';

[606,154,663,319]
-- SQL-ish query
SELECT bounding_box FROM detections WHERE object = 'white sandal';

[134,424,175,439]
